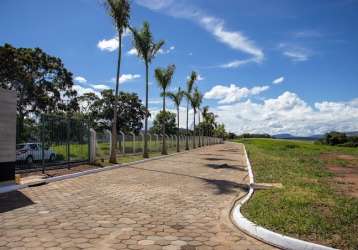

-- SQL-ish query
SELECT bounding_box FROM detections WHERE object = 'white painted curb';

[0,145,214,194]
[232,144,337,250]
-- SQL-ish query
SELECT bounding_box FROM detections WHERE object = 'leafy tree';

[155,64,175,155]
[149,111,176,136]
[104,0,131,163]
[184,71,197,150]
[324,131,348,145]
[214,123,227,139]
[78,90,146,134]
[130,21,164,158]
[167,87,184,152]
[0,43,78,141]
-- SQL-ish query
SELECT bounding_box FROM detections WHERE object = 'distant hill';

[273,131,358,140]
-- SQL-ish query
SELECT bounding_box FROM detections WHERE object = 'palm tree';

[155,64,176,155]
[130,22,164,158]
[190,87,203,149]
[167,87,184,152]
[184,71,197,150]
[104,0,130,164]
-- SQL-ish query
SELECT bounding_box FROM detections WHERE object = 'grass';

[235,138,358,249]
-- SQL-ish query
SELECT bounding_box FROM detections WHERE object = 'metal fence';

[16,114,90,172]
[15,113,222,172]
[94,130,223,162]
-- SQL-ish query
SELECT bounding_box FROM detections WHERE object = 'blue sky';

[1,0,358,135]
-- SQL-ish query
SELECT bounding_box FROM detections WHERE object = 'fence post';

[89,129,96,163]
[119,131,125,154]
[105,129,112,156]
[66,117,70,169]
[41,115,45,174]
[131,132,136,153]
[149,134,152,153]
[141,132,145,154]
[154,134,159,151]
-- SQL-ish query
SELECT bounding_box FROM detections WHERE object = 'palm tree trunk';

[185,100,189,150]
[193,110,196,149]
[109,32,122,163]
[176,106,180,152]
[162,92,167,155]
[143,62,149,158]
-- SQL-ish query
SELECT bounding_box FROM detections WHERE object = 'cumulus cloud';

[91,84,110,90]
[204,84,269,104]
[97,37,119,52]
[135,0,264,64]
[127,47,138,55]
[211,92,358,136]
[272,76,284,85]
[97,29,131,52]
[73,85,100,96]
[109,74,141,84]
[74,76,87,84]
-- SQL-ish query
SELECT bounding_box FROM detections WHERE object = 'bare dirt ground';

[321,153,358,198]
[0,143,275,250]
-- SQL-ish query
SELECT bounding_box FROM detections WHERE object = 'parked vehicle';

[16,143,56,164]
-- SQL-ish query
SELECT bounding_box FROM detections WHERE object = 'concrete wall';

[0,88,17,183]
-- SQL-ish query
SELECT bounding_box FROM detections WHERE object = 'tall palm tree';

[167,87,184,152]
[184,71,197,150]
[190,87,203,149]
[155,64,176,155]
[104,0,130,164]
[130,22,164,158]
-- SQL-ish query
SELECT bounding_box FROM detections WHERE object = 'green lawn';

[235,139,358,249]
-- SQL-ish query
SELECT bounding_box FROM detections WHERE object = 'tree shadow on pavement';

[128,165,248,195]
[205,163,247,171]
[0,190,34,213]
[201,178,249,195]
[204,157,236,162]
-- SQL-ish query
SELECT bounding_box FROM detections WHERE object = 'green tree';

[104,0,130,163]
[149,111,176,136]
[155,64,176,155]
[130,21,164,158]
[184,71,197,150]
[167,87,184,152]
[78,90,146,134]
[214,123,227,139]
[0,43,78,141]
[189,87,202,149]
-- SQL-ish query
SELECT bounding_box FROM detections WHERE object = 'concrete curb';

[0,145,212,194]
[231,143,337,250]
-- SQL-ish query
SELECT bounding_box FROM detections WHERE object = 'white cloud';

[110,74,141,84]
[73,85,100,96]
[74,76,87,84]
[204,84,269,104]
[135,0,264,64]
[97,37,119,52]
[158,46,175,54]
[211,92,358,136]
[272,76,284,85]
[293,30,322,39]
[97,30,131,52]
[91,84,110,90]
[279,43,311,62]
[220,58,257,68]
[127,47,138,55]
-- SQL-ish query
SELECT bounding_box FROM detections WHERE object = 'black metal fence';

[16,114,90,172]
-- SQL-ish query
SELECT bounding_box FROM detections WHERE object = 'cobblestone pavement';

[0,143,276,250]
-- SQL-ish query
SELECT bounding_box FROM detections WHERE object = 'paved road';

[0,143,275,250]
